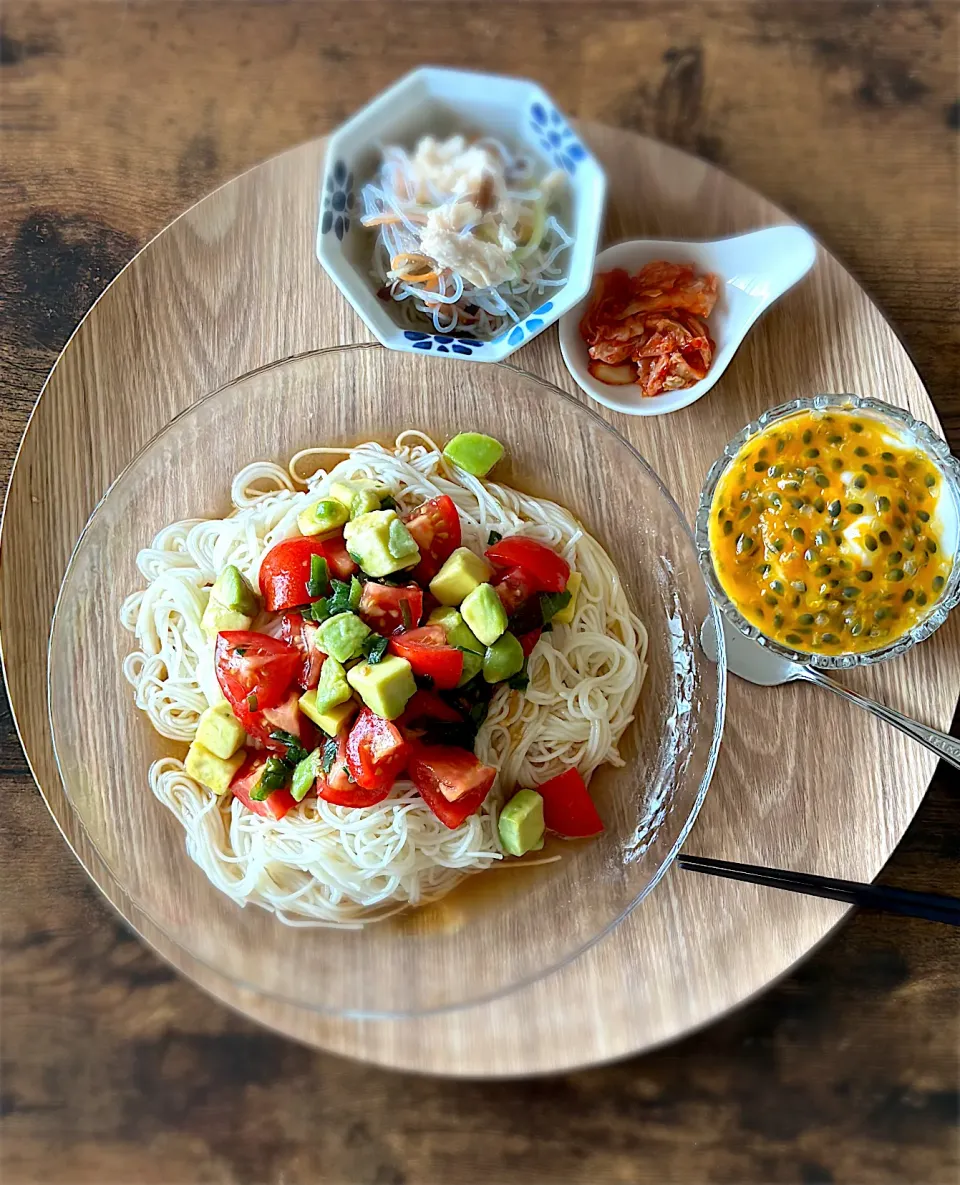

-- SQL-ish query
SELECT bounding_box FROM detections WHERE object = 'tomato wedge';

[317,531,359,581]
[485,536,570,593]
[400,690,463,727]
[230,754,296,821]
[408,744,496,828]
[345,708,408,793]
[279,612,324,689]
[316,726,394,807]
[261,687,315,747]
[258,538,331,612]
[537,768,604,837]
[404,495,461,584]
[517,627,543,658]
[388,625,463,690]
[215,630,299,714]
[493,567,537,618]
[357,582,423,636]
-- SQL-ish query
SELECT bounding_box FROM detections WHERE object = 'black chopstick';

[677,855,960,926]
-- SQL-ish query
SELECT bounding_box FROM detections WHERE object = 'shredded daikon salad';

[361,135,572,338]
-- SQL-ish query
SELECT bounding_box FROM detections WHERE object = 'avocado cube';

[297,497,350,538]
[210,564,259,615]
[346,655,416,720]
[427,606,485,653]
[482,631,524,683]
[299,690,358,736]
[315,611,371,663]
[343,510,420,577]
[498,789,545,856]
[442,432,505,477]
[429,547,494,606]
[330,479,388,518]
[551,572,582,625]
[461,582,508,646]
[458,650,483,686]
[200,596,252,642]
[314,655,352,714]
[195,702,246,759]
[185,741,246,795]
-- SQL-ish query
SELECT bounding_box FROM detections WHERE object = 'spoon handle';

[801,668,960,771]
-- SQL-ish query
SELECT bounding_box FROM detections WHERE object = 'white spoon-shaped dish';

[558,225,818,416]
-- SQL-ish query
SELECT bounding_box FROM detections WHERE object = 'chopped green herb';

[361,633,389,664]
[540,590,572,625]
[507,659,530,691]
[320,738,339,775]
[246,692,258,712]
[309,597,331,623]
[268,730,308,767]
[348,575,363,610]
[326,579,353,615]
[379,495,398,511]
[400,599,413,631]
[487,530,503,546]
[252,756,291,799]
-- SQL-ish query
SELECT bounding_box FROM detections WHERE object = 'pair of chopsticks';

[678,855,960,926]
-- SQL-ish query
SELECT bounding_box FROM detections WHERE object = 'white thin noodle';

[121,436,648,925]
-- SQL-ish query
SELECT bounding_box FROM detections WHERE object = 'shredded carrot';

[394,269,440,284]
[362,212,427,228]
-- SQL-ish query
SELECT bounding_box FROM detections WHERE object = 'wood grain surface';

[1,2,958,1183]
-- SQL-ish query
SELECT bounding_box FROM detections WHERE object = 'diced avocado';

[185,741,246,795]
[343,510,420,577]
[427,606,485,653]
[461,582,508,646]
[347,654,416,720]
[482,631,524,683]
[200,596,252,642]
[498,789,545,856]
[299,691,357,737]
[429,547,494,606]
[210,565,259,615]
[443,432,505,477]
[290,748,321,801]
[297,498,350,537]
[315,655,352,714]
[195,702,246,760]
[315,611,371,663]
[551,572,582,625]
[458,650,483,686]
[330,479,388,518]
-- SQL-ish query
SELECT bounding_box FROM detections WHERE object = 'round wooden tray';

[2,124,957,1077]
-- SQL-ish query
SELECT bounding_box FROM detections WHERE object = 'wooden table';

[1,3,957,1182]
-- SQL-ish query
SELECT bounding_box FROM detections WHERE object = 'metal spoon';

[701,614,960,770]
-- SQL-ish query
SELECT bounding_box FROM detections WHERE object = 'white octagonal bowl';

[316,66,606,362]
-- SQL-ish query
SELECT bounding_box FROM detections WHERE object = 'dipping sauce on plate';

[709,409,952,655]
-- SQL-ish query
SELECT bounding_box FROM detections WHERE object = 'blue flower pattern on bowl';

[402,331,482,356]
[321,160,355,240]
[503,302,554,348]
[529,103,587,175]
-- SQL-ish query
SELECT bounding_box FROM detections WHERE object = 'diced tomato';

[400,690,463,727]
[317,728,393,807]
[408,744,496,828]
[258,537,332,612]
[537,768,604,837]
[388,625,463,690]
[345,708,408,792]
[517,628,543,658]
[318,531,359,581]
[215,630,299,714]
[357,582,423,636]
[261,687,315,749]
[404,494,461,584]
[279,612,324,689]
[230,754,296,821]
[493,566,537,618]
[485,537,570,594]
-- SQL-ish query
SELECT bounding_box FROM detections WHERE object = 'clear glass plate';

[49,344,725,1017]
